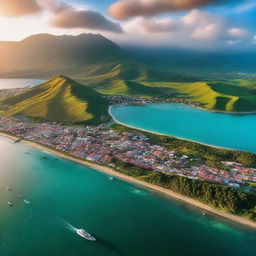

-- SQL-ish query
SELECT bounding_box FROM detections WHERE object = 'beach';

[1,130,256,230]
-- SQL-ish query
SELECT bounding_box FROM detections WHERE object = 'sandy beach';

[1,131,256,230]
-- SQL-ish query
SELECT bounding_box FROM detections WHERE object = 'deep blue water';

[0,137,256,256]
[110,103,256,153]
[0,79,44,89]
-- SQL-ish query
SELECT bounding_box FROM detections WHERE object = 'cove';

[0,136,256,256]
[110,103,256,153]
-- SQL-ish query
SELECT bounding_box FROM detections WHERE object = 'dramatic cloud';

[0,0,43,17]
[109,0,225,20]
[122,9,250,48]
[50,8,123,33]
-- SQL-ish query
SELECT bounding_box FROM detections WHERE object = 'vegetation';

[111,124,256,167]
[1,75,110,124]
[113,159,256,221]
[78,62,256,112]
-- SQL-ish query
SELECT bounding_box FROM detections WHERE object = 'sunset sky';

[0,0,255,49]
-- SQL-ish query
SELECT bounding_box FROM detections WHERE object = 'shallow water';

[0,79,44,89]
[110,103,256,153]
[0,137,255,256]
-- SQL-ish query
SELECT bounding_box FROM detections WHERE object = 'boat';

[23,199,30,204]
[8,202,13,207]
[6,186,11,191]
[76,229,96,241]
[109,176,114,180]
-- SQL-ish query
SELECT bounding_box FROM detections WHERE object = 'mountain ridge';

[1,75,110,124]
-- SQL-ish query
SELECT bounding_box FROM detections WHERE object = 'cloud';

[228,27,248,38]
[50,8,123,33]
[0,0,43,17]
[40,0,71,14]
[109,0,226,20]
[122,9,250,48]
[139,18,179,33]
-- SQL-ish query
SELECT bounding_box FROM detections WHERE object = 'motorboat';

[76,229,96,241]
[8,202,13,207]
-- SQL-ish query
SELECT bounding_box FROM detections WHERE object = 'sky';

[0,0,255,50]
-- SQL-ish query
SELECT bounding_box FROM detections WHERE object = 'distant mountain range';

[0,33,124,78]
[1,33,256,79]
[2,75,109,124]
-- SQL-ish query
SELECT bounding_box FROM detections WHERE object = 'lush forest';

[113,159,256,221]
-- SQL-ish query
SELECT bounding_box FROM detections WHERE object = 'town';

[0,115,255,189]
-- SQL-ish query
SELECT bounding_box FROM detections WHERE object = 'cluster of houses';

[0,115,255,188]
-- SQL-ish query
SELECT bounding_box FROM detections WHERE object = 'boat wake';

[61,220,77,232]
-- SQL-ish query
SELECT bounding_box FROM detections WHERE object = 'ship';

[76,229,96,241]
[8,202,13,207]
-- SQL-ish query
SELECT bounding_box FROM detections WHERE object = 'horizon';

[0,0,255,50]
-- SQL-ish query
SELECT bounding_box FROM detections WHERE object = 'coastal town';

[0,115,256,190]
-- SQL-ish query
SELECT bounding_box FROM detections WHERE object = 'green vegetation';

[1,75,110,124]
[112,160,256,221]
[111,124,256,167]
[78,63,256,112]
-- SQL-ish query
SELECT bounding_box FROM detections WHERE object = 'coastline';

[108,105,256,154]
[1,131,256,230]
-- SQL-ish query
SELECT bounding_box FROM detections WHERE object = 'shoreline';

[108,105,256,155]
[1,131,256,230]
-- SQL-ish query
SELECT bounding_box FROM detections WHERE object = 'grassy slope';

[77,63,256,112]
[2,76,109,124]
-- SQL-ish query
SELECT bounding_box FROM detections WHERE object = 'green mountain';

[0,33,255,113]
[76,63,256,112]
[2,75,109,124]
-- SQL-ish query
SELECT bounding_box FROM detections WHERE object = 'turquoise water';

[110,103,256,153]
[0,137,255,256]
[0,79,44,89]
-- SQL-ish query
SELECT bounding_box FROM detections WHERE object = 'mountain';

[0,33,124,78]
[1,75,109,124]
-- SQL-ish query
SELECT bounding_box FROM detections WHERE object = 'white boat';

[6,186,11,191]
[109,176,114,180]
[23,199,30,204]
[8,202,13,207]
[76,229,96,241]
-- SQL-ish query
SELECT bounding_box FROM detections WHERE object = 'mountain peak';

[0,33,124,78]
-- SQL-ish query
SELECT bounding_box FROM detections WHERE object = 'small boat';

[202,212,205,216]
[6,186,11,191]
[23,199,30,204]
[8,202,13,207]
[109,176,114,180]
[18,194,23,199]
[76,229,96,241]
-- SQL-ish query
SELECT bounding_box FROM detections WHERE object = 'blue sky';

[0,0,255,50]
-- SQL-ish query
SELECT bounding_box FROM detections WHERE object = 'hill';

[0,33,124,78]
[76,63,256,112]
[1,76,109,124]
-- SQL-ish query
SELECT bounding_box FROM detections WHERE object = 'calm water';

[0,137,255,256]
[0,79,44,89]
[110,103,256,153]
